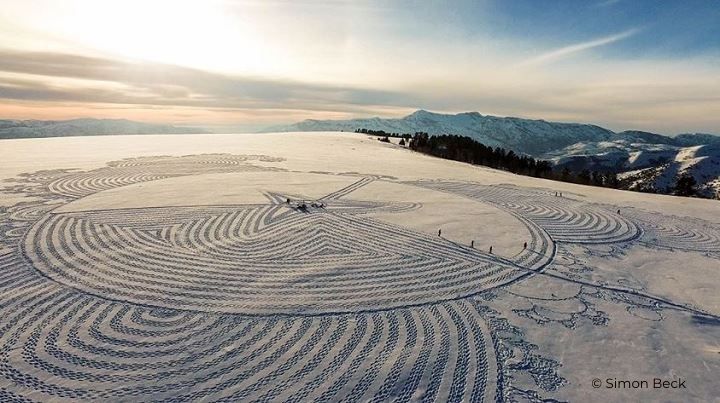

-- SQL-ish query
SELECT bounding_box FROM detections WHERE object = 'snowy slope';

[618,144,720,197]
[545,140,720,197]
[272,110,720,197]
[543,140,679,171]
[269,110,616,155]
[1,132,720,402]
[270,110,719,157]
[265,110,720,157]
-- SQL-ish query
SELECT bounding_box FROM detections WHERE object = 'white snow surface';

[0,132,718,402]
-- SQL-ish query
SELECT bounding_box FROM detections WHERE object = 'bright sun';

[53,0,278,74]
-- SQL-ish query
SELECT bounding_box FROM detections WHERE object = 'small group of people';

[438,228,527,254]
[554,191,563,197]
[286,198,325,211]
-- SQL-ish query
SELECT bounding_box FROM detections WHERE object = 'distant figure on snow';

[523,242,527,249]
[489,246,493,254]
[471,240,474,248]
[617,209,620,214]
[438,229,442,237]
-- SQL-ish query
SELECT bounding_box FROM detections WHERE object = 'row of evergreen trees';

[409,133,554,178]
[354,128,412,139]
[355,128,623,188]
[356,128,706,196]
[558,167,620,188]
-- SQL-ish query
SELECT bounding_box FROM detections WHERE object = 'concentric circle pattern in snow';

[23,204,524,315]
[2,153,719,402]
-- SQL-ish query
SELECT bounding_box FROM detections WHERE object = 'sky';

[0,0,718,134]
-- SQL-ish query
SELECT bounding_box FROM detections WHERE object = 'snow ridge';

[271,110,720,197]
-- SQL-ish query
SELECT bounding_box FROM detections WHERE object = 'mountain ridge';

[270,110,719,198]
[0,118,209,139]
[267,110,718,156]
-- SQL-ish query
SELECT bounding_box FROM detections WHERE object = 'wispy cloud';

[594,0,622,8]
[0,46,719,135]
[517,28,641,67]
[0,50,412,112]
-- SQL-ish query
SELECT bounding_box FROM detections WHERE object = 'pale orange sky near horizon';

[0,101,405,131]
[1,0,719,134]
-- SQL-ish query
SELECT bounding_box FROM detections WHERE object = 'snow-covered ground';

[0,132,719,402]
[271,110,720,198]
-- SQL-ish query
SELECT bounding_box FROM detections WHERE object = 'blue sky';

[0,0,718,134]
[481,0,719,56]
[381,0,719,59]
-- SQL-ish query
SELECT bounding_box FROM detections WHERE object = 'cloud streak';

[594,0,622,8]
[0,48,718,135]
[0,50,413,113]
[517,28,641,67]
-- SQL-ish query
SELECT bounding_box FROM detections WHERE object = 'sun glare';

[55,0,280,74]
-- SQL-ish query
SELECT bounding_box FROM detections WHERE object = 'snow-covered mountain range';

[0,119,207,139]
[269,110,619,155]
[544,140,720,197]
[270,110,720,198]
